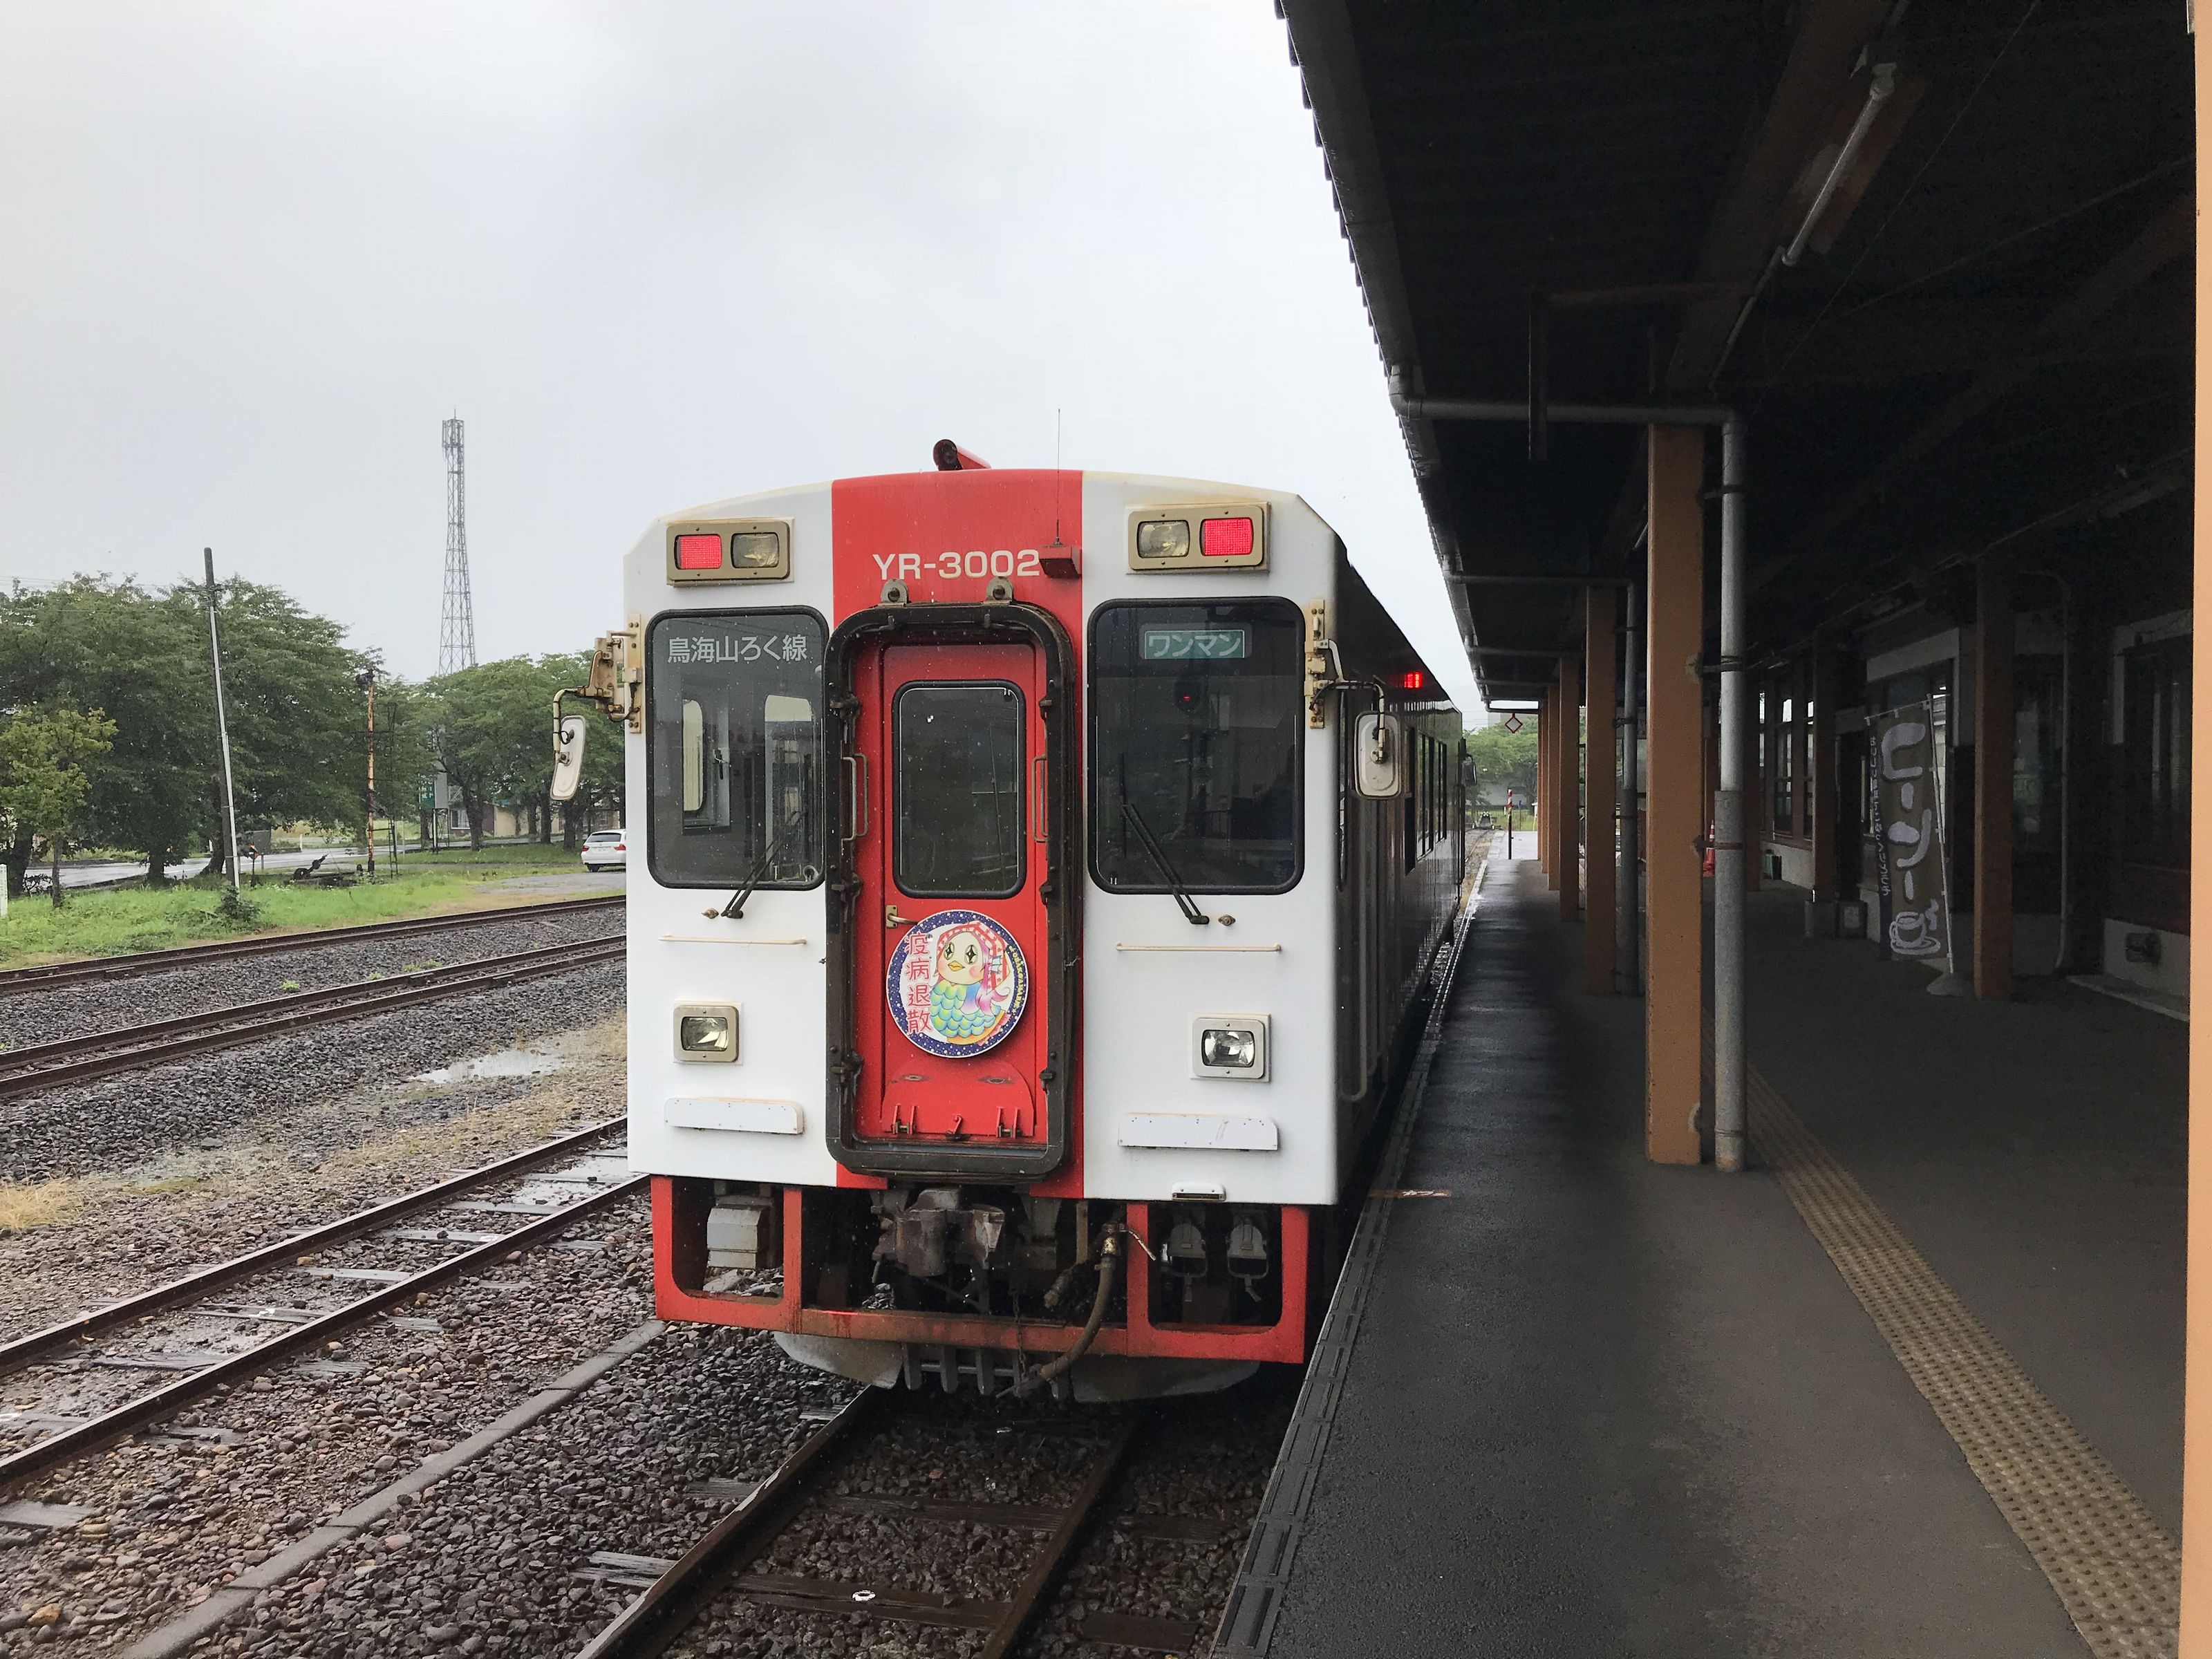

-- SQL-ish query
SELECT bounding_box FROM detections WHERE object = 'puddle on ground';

[409,1026,609,1087]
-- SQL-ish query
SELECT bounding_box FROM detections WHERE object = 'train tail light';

[1199,516,1255,558]
[674,534,722,570]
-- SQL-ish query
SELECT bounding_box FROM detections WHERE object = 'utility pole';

[440,417,477,675]
[355,666,378,879]
[203,548,243,908]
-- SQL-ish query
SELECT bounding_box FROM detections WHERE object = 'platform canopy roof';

[1280,0,2191,704]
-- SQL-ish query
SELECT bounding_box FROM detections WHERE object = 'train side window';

[645,609,827,890]
[1089,598,1304,894]
[894,682,1024,897]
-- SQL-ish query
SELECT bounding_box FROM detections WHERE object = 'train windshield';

[1089,598,1303,893]
[646,610,826,890]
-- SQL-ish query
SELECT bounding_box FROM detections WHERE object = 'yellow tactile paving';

[1746,1063,2178,1659]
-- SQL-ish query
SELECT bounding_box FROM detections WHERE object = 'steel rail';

[0,938,625,1099]
[574,1388,887,1659]
[0,894,624,994]
[0,934,624,1075]
[0,1174,649,1494]
[975,1414,1143,1659]
[574,1403,1142,1659]
[0,1115,628,1384]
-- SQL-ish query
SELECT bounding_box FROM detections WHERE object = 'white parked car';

[581,828,628,873]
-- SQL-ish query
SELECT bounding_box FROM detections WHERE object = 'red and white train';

[556,444,1465,1400]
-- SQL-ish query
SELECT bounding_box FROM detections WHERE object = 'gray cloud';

[0,1,1475,710]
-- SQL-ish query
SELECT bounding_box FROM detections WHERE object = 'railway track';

[0,1118,642,1492]
[0,892,624,994]
[0,934,625,1098]
[577,1392,1144,1659]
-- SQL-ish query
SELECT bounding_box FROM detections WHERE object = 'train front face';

[624,465,1344,1402]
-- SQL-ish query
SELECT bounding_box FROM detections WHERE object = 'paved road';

[49,840,603,890]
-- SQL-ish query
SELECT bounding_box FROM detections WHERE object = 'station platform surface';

[1248,856,2183,1658]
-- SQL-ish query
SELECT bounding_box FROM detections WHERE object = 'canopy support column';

[1974,552,2015,1001]
[1646,424,1706,1165]
[1618,582,1643,994]
[1811,636,1839,901]
[1586,585,1618,990]
[1561,650,1582,923]
[1539,684,1556,882]
[2180,20,2212,1638]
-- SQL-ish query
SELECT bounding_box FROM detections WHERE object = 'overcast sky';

[0,2,1476,710]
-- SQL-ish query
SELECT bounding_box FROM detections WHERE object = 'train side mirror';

[1354,712,1406,798]
[551,714,588,803]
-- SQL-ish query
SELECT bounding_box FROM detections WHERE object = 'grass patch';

[0,861,617,967]
[0,1179,87,1234]
[0,1163,218,1236]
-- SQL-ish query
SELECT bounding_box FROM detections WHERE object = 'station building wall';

[1743,566,2190,998]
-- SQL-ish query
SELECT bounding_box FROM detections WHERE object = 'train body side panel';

[621,481,841,1190]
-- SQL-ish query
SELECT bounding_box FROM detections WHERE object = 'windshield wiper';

[709,816,794,920]
[1121,794,1211,926]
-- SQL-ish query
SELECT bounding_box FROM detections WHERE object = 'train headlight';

[730,530,782,569]
[1135,519,1190,561]
[674,1002,740,1064]
[1190,1014,1268,1080]
[1201,1029,1255,1069]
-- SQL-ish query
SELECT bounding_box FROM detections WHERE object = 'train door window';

[894,682,1024,897]
[645,609,827,889]
[1433,734,1451,849]
[1089,599,1304,893]
[1418,735,1431,853]
[1403,730,1419,870]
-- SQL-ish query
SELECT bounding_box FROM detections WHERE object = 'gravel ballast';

[0,965,624,1185]
[0,1196,656,1657]
[0,906,622,1053]
[0,1020,627,1344]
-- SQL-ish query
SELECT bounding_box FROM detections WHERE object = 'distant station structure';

[439,415,477,675]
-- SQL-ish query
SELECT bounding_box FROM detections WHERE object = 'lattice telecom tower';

[438,416,477,674]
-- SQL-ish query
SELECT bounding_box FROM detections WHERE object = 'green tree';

[424,658,551,850]
[1468,720,1540,805]
[0,579,206,890]
[0,706,118,908]
[368,677,442,842]
[196,579,375,873]
[427,656,627,852]
[0,575,391,885]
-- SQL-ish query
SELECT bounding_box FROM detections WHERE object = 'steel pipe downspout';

[1714,419,1749,1172]
[1619,581,1642,994]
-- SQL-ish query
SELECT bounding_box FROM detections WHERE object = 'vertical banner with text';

[1869,701,1953,968]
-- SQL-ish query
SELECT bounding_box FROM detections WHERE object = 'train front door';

[827,607,1075,1180]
